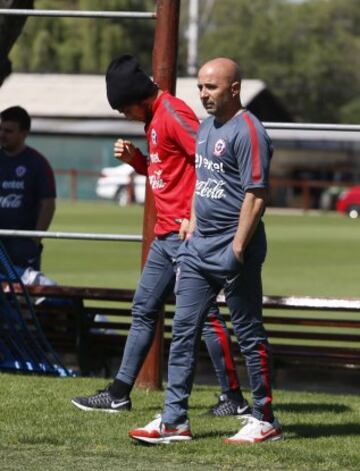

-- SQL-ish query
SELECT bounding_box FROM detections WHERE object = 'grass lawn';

[0,374,359,471]
[42,200,360,298]
[1,203,360,470]
[263,211,360,298]
[43,200,144,289]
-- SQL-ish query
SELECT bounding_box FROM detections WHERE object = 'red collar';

[145,90,170,131]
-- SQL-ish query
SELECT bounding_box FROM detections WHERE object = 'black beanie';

[106,54,157,109]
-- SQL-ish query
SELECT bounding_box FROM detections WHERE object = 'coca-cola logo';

[0,194,23,208]
[195,178,226,199]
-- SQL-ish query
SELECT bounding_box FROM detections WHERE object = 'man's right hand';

[114,139,136,164]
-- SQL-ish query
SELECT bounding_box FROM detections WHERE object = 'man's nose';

[200,88,209,99]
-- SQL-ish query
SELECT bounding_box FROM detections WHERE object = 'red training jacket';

[131,91,199,235]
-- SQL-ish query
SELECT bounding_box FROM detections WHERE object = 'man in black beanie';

[106,54,158,112]
[71,55,250,421]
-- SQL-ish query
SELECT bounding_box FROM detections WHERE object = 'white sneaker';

[128,416,193,445]
[225,416,283,444]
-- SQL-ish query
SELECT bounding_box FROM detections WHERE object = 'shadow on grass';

[285,423,360,439]
[275,403,351,413]
[190,423,360,441]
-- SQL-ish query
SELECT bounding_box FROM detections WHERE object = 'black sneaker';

[71,384,131,413]
[205,393,251,417]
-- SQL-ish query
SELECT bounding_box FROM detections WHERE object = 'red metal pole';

[136,0,180,389]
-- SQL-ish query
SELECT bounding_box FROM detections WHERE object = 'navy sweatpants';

[115,232,240,393]
[1,238,42,271]
[162,222,274,424]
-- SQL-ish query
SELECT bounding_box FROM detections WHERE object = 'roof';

[0,73,266,121]
[1,74,357,148]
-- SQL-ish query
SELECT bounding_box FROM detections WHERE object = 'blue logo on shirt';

[16,166,27,177]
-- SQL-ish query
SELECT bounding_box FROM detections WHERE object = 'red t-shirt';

[131,91,199,235]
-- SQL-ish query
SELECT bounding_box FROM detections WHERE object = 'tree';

[340,98,360,124]
[9,0,155,75]
[0,0,34,85]
[4,0,360,123]
[32,30,58,72]
[197,0,360,123]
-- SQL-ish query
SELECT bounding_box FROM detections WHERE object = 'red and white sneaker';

[129,416,193,445]
[225,416,283,444]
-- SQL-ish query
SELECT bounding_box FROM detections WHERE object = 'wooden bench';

[17,284,360,376]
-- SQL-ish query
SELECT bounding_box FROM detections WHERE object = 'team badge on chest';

[214,139,226,157]
[151,128,157,145]
[15,165,27,177]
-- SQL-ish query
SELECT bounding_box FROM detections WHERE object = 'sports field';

[43,200,360,298]
[0,374,359,471]
[1,201,360,470]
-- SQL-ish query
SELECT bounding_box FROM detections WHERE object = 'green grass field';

[0,374,359,471]
[1,202,360,470]
[43,201,144,289]
[43,200,360,298]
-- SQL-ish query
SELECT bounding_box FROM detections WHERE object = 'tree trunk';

[0,0,34,86]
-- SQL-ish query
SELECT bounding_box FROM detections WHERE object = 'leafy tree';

[6,0,360,123]
[340,98,360,124]
[0,0,34,84]
[10,0,155,74]
[197,0,360,123]
[31,30,57,72]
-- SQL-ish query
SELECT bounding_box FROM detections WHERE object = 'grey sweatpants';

[162,222,274,424]
[116,232,240,393]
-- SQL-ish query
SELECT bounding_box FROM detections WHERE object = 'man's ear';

[231,81,241,98]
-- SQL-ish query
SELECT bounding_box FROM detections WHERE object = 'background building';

[1,73,359,207]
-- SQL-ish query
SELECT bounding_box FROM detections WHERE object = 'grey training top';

[194,110,272,236]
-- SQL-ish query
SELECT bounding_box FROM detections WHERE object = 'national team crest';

[16,165,26,177]
[214,139,226,157]
[151,128,157,145]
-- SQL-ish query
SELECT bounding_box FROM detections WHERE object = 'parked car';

[336,186,360,218]
[96,164,146,206]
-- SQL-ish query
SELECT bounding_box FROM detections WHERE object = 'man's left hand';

[178,219,190,240]
[232,242,244,264]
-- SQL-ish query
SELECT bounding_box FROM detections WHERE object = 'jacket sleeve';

[130,148,148,176]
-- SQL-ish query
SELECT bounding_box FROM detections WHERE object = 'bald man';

[129,58,283,445]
